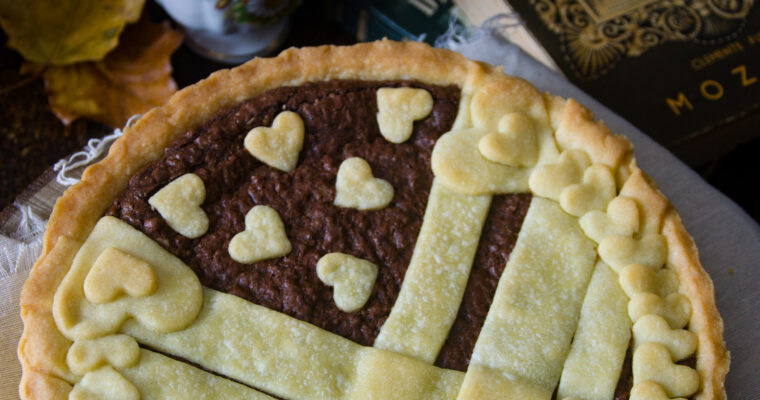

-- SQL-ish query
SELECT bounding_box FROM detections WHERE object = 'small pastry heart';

[579,196,640,243]
[334,157,394,210]
[478,112,537,167]
[619,264,678,298]
[633,342,699,398]
[559,164,616,217]
[528,149,590,201]
[317,253,378,313]
[633,314,697,361]
[148,173,209,239]
[229,205,292,264]
[244,111,305,172]
[83,247,157,304]
[376,87,433,143]
[69,366,140,400]
[67,334,140,375]
[629,292,691,329]
[630,381,686,400]
[598,233,667,273]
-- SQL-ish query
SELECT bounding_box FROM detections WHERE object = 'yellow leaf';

[41,19,184,128]
[0,0,144,65]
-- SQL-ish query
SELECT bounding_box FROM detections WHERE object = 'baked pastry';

[18,41,728,400]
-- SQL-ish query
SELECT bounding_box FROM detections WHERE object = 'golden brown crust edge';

[18,40,728,399]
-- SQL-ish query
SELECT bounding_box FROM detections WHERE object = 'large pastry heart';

[478,112,538,167]
[148,173,209,239]
[334,157,394,210]
[244,111,305,172]
[317,252,378,313]
[228,205,292,264]
[376,87,433,143]
[83,247,157,304]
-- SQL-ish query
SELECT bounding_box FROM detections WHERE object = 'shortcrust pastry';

[18,41,728,400]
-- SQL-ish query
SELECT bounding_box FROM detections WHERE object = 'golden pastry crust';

[18,40,728,399]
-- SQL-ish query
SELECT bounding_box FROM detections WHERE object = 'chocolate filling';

[107,79,640,394]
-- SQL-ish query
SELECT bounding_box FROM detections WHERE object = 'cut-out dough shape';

[629,292,691,328]
[478,112,537,167]
[229,205,292,264]
[559,164,616,217]
[431,127,534,195]
[53,216,203,339]
[244,111,305,172]
[619,264,678,299]
[69,366,141,400]
[580,196,640,243]
[334,157,394,210]
[630,381,686,400]
[317,252,378,313]
[598,233,667,273]
[376,87,433,143]
[529,149,590,201]
[633,314,697,361]
[66,334,140,375]
[633,342,699,398]
[148,173,209,239]
[83,248,157,304]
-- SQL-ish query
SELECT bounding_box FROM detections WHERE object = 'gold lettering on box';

[666,93,693,116]
[731,65,758,87]
[700,80,724,101]
[747,31,760,45]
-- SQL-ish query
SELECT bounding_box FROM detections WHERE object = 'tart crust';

[18,40,728,399]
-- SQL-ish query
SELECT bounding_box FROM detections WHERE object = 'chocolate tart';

[18,41,728,400]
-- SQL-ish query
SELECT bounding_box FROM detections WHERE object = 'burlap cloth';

[1,25,758,399]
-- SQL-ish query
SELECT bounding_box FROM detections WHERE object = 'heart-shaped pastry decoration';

[69,366,140,400]
[478,112,538,167]
[67,334,140,375]
[317,252,378,313]
[244,111,305,172]
[334,157,394,210]
[228,205,292,264]
[528,149,590,201]
[598,233,667,273]
[630,381,683,400]
[628,292,691,328]
[83,247,157,304]
[376,87,433,143]
[148,173,209,239]
[599,233,668,273]
[633,314,697,361]
[633,342,699,398]
[579,196,640,243]
[559,164,616,217]
[619,264,678,298]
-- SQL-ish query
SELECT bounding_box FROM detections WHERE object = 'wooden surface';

[1,1,758,223]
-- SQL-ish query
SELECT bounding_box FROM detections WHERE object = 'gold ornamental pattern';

[531,0,755,78]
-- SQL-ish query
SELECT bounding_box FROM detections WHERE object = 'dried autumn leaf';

[0,0,145,65]
[41,19,183,128]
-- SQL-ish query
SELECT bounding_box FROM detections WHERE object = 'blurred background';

[1,0,758,222]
